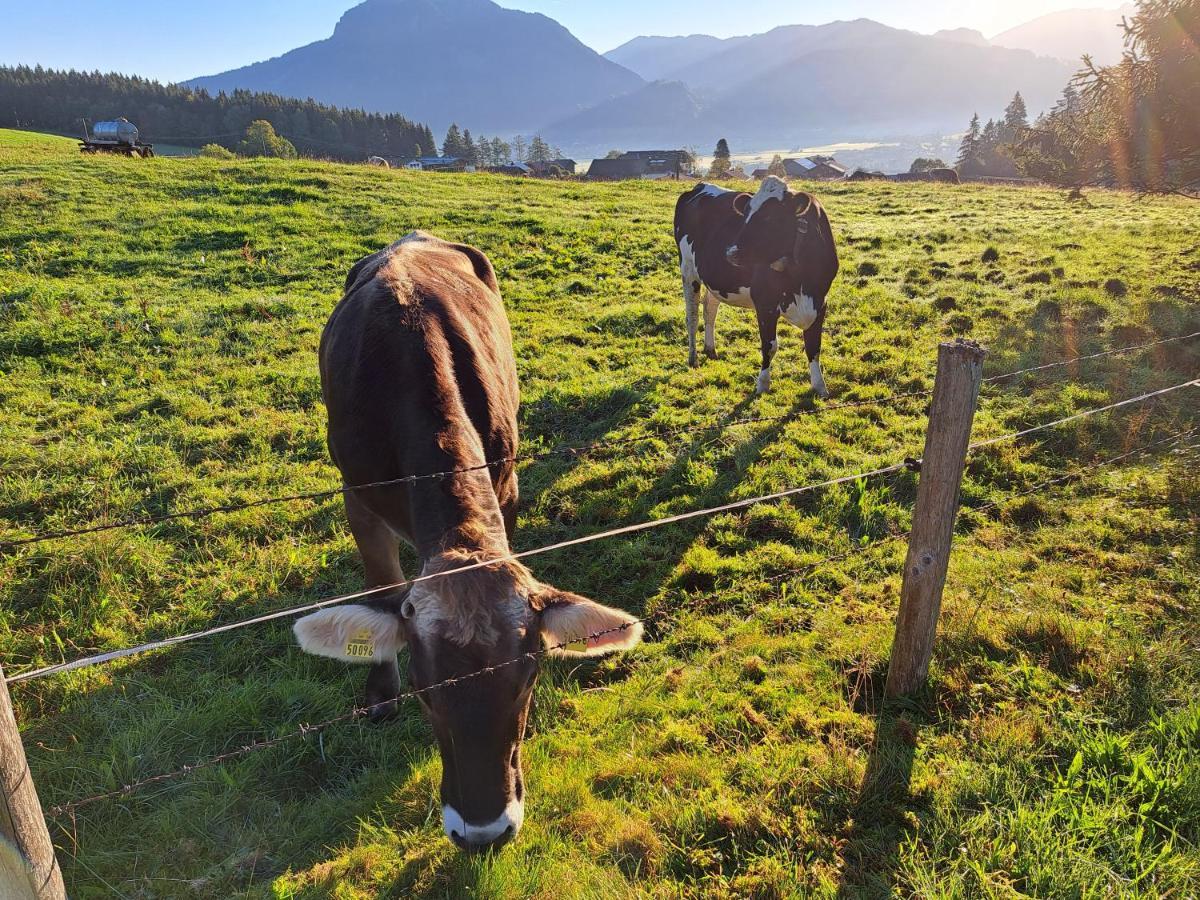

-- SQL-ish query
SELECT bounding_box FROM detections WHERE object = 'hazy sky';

[0,0,1125,84]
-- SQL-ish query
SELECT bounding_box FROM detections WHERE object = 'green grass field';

[2,126,1198,898]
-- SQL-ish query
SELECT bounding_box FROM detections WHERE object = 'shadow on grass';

[836,702,920,898]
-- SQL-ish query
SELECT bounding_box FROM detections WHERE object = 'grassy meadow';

[1,127,1199,898]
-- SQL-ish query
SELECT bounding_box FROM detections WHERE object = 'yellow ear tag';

[566,639,590,654]
[345,629,376,660]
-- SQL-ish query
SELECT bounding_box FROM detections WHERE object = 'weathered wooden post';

[0,666,66,899]
[886,340,986,698]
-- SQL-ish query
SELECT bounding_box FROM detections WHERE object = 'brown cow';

[293,232,642,851]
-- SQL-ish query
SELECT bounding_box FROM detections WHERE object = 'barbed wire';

[9,374,1197,686]
[4,328,1197,552]
[981,329,1200,384]
[7,461,908,685]
[41,424,1197,821]
[0,388,929,552]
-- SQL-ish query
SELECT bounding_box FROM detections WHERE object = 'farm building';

[586,149,693,181]
[779,156,848,180]
[487,162,532,176]
[399,156,473,172]
[527,158,576,177]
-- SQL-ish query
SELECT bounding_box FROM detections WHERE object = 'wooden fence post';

[886,340,986,698]
[0,665,65,900]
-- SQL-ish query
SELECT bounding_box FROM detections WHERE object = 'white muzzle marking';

[443,800,524,849]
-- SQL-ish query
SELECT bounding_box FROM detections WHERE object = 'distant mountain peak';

[188,0,642,134]
[933,28,990,47]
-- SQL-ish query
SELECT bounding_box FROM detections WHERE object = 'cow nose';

[443,802,523,853]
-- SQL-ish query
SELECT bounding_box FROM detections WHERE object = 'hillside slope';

[187,0,643,134]
[991,4,1137,65]
[2,130,1198,898]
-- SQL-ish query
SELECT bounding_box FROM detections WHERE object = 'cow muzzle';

[443,800,524,852]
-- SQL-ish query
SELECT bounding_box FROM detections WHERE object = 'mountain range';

[187,0,641,134]
[188,0,1132,158]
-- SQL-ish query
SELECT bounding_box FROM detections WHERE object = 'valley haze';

[178,0,1133,167]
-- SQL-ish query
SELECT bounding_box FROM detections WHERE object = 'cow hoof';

[704,347,718,360]
[366,697,401,723]
[688,352,698,369]
[814,388,830,400]
[755,371,772,394]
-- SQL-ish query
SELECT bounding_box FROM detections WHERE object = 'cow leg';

[754,305,781,395]
[702,290,721,359]
[803,306,829,399]
[683,275,702,368]
[680,240,702,367]
[344,491,406,722]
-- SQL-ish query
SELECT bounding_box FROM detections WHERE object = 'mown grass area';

[1,127,1198,898]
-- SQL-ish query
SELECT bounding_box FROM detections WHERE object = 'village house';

[586,149,694,181]
[399,156,474,172]
[779,155,848,180]
[526,158,577,177]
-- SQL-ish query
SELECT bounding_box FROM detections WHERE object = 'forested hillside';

[0,65,437,160]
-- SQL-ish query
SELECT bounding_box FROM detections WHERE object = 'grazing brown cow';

[293,232,642,852]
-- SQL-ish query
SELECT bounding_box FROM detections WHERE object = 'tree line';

[955,0,1196,195]
[440,125,565,167]
[0,65,437,161]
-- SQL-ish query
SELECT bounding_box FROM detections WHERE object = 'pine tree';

[512,135,527,162]
[710,138,732,177]
[1004,91,1029,130]
[461,128,478,166]
[956,113,982,171]
[442,124,463,158]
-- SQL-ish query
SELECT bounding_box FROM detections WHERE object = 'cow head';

[293,551,642,852]
[726,177,834,293]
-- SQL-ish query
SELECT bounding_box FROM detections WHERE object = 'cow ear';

[534,587,643,656]
[294,605,406,664]
[733,193,750,217]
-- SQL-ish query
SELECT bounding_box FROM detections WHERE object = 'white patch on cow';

[444,800,524,848]
[781,293,818,330]
[745,175,787,222]
[809,358,829,399]
[756,368,772,394]
[294,605,405,663]
[717,286,754,310]
[697,182,727,198]
[702,290,721,354]
[680,236,701,364]
[404,581,527,647]
[679,237,698,285]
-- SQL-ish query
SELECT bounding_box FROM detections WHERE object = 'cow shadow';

[517,377,662,515]
[520,378,824,643]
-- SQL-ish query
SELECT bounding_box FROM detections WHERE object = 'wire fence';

[3,328,1196,552]
[9,373,1197,687]
[39,420,1199,821]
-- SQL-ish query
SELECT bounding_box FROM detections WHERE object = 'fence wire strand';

[40,423,1197,821]
[9,374,1197,687]
[4,328,1197,551]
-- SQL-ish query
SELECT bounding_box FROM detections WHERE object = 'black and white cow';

[675,176,839,395]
